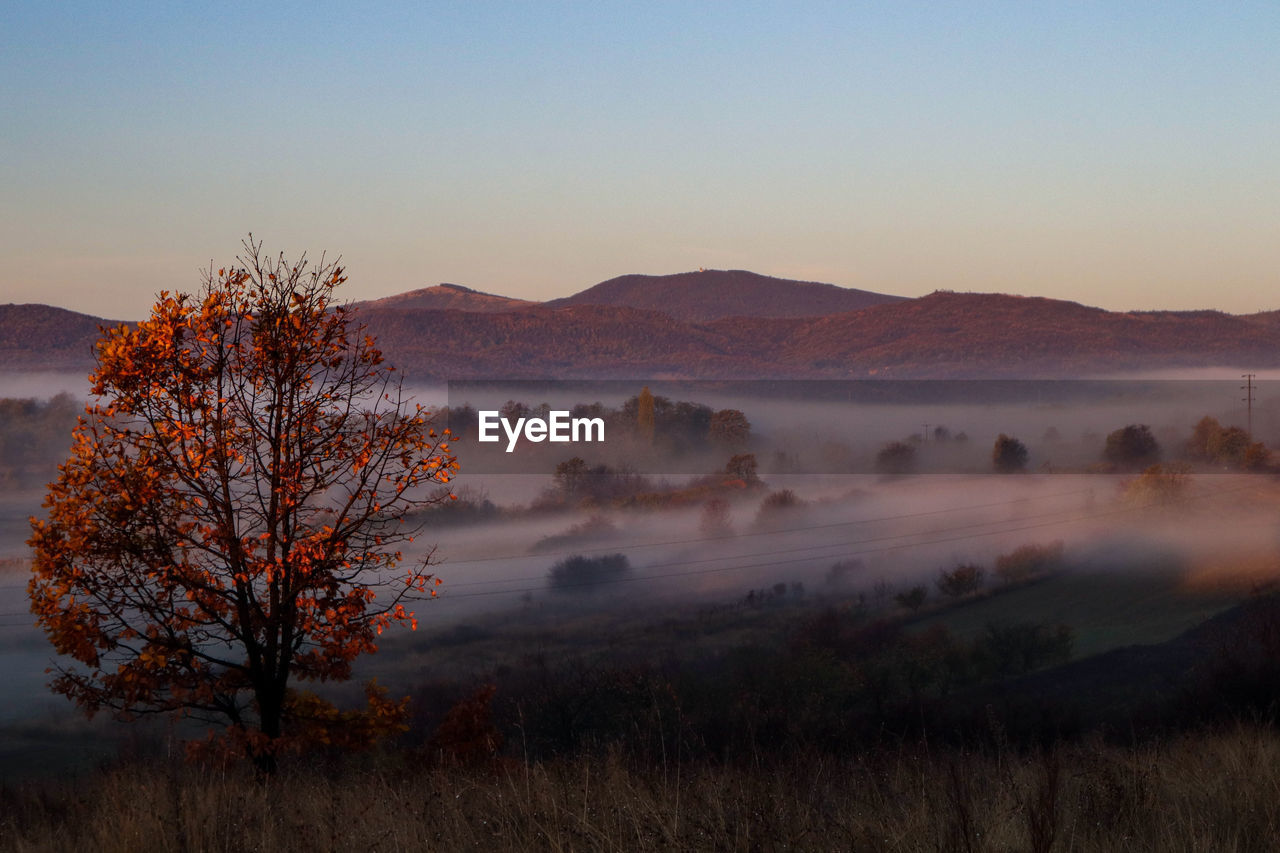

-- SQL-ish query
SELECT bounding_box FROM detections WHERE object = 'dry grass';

[2,725,1280,851]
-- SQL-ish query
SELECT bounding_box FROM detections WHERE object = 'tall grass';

[2,724,1279,851]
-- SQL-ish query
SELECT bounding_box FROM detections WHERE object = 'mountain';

[357,283,534,313]
[5,285,1280,381]
[0,304,118,370]
[354,291,1280,381]
[546,270,905,321]
[768,292,1280,377]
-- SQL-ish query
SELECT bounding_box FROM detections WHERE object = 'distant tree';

[699,497,732,536]
[547,553,630,594]
[875,440,917,475]
[553,457,590,501]
[1186,416,1269,470]
[1209,426,1253,468]
[27,238,456,772]
[754,488,806,529]
[709,408,751,446]
[973,622,1073,678]
[635,386,655,445]
[1186,415,1222,460]
[824,558,863,588]
[667,401,713,449]
[932,425,951,443]
[1244,441,1272,471]
[723,452,760,485]
[994,541,1065,584]
[895,585,927,611]
[991,434,1028,473]
[937,564,985,598]
[499,399,530,421]
[1103,424,1161,470]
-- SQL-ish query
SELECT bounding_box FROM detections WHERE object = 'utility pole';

[923,423,930,443]
[1242,374,1256,436]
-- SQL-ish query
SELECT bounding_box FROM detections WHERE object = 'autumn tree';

[27,238,457,772]
[636,386,655,445]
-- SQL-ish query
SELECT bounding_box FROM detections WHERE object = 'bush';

[895,585,927,611]
[995,542,1065,584]
[1122,464,1189,506]
[547,553,631,593]
[972,622,1073,678]
[699,498,732,536]
[937,564,984,598]
[754,489,807,529]
[875,441,917,475]
[532,515,618,553]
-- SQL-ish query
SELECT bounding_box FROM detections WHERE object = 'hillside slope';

[357,283,534,312]
[5,288,1279,380]
[547,270,905,321]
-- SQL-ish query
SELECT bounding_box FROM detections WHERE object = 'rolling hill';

[0,304,120,370]
[357,283,534,313]
[353,291,1280,380]
[4,283,1279,381]
[546,270,905,321]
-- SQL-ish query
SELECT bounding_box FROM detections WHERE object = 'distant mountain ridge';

[545,269,906,321]
[4,276,1280,380]
[357,283,534,313]
[350,291,1280,380]
[0,304,122,370]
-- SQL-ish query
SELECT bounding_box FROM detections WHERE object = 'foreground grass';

[2,725,1279,852]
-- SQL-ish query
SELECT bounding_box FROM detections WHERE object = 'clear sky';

[2,1,1277,319]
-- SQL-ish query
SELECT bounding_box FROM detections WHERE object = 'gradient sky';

[2,1,1277,319]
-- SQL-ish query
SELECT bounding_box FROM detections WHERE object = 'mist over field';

[5,375,1273,697]
[4,366,1280,852]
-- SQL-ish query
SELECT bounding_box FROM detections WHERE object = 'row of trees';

[442,391,751,457]
[875,420,1270,474]
[0,393,80,486]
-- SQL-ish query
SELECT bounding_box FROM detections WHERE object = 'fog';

[2,374,1279,736]
[0,372,91,401]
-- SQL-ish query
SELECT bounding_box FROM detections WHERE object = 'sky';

[2,1,1277,319]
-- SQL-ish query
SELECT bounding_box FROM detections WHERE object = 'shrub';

[995,542,1065,584]
[1122,464,1189,506]
[547,553,631,593]
[972,622,1073,678]
[937,564,984,598]
[699,498,733,536]
[754,488,807,529]
[895,585,928,611]
[875,441,917,475]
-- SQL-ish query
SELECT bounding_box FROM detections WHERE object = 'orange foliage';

[27,237,457,772]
